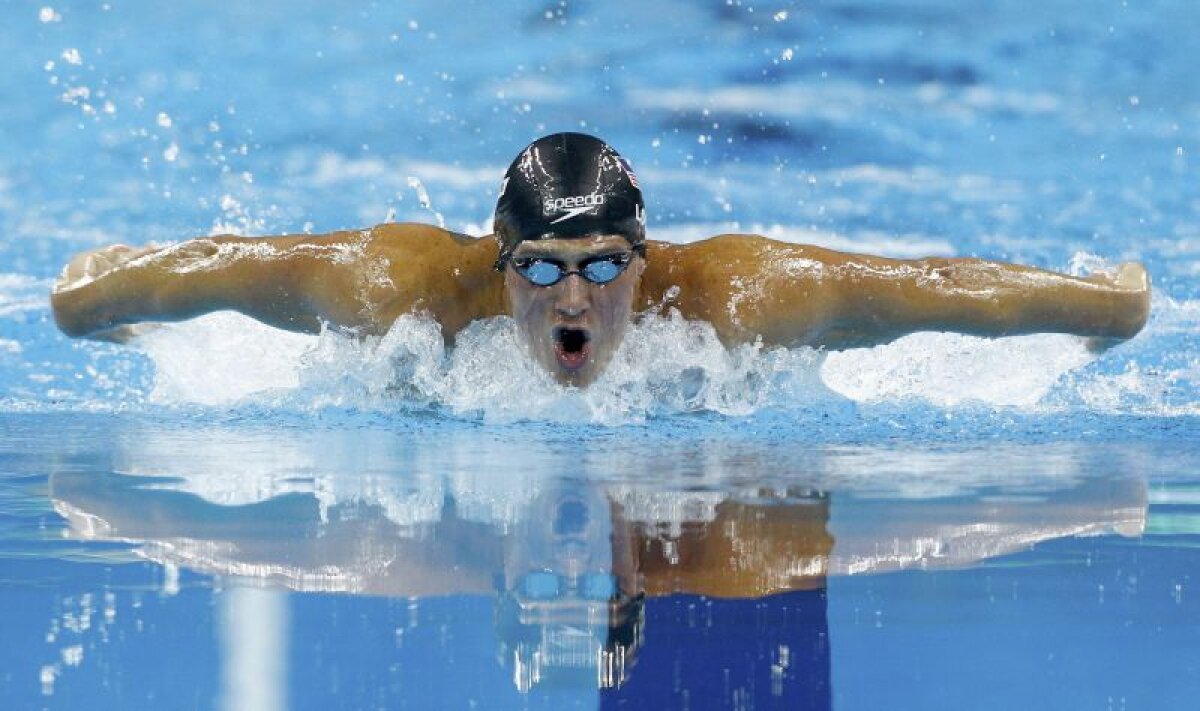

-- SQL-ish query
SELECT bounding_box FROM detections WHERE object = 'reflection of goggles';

[519,570,619,601]
[511,252,635,287]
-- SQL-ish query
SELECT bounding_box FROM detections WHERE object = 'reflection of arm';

[828,477,1147,575]
[51,223,505,340]
[629,496,832,598]
[644,235,1150,349]
[50,471,502,596]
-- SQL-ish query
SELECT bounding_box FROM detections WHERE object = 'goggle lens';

[522,571,562,599]
[581,573,618,600]
[520,260,564,286]
[517,572,619,600]
[581,259,623,283]
[513,253,631,287]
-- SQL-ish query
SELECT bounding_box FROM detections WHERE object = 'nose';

[554,273,590,319]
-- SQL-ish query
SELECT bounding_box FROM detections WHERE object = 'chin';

[550,363,597,388]
[543,348,612,388]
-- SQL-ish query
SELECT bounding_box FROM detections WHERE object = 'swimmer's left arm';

[816,252,1151,349]
[652,235,1151,349]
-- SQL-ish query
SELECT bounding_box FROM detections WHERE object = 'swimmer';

[50,132,1151,386]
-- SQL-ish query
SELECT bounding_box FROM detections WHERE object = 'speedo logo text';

[545,193,606,224]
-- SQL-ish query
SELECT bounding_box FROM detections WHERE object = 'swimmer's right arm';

[51,232,376,340]
[50,223,506,341]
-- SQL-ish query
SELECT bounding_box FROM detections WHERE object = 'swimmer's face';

[504,235,644,387]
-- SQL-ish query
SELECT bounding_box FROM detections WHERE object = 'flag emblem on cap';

[618,157,640,190]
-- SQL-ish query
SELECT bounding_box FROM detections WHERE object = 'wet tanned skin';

[51,223,1152,380]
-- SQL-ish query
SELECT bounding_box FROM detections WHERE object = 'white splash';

[406,176,446,228]
[134,310,831,423]
[822,331,1093,408]
[139,313,313,406]
[120,291,1194,421]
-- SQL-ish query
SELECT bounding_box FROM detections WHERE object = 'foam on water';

[123,289,1196,424]
[139,310,832,424]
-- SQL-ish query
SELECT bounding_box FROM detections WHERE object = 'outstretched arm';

[644,235,1151,350]
[819,251,1150,350]
[52,232,371,339]
[50,223,505,341]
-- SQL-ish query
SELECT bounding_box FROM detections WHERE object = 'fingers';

[1114,262,1148,292]
[54,243,160,293]
[55,252,99,292]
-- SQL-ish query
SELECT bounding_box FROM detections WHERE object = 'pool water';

[1,0,1198,708]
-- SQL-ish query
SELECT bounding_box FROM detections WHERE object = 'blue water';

[1,0,1198,708]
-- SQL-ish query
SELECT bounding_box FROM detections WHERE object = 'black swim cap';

[493,132,646,270]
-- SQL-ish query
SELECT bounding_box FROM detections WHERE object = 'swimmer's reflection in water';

[493,485,832,700]
[494,486,644,691]
[52,132,1151,388]
[50,467,835,704]
[49,442,1145,706]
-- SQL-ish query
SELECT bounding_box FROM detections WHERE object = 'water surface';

[1,0,1198,707]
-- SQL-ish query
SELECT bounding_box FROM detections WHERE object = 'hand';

[54,243,160,294]
[1083,261,1148,291]
[1084,262,1150,353]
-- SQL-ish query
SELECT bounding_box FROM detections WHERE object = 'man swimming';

[51,132,1151,387]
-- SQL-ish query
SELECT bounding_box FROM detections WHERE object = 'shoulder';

[649,232,831,257]
[362,222,483,253]
[357,223,499,278]
[645,233,832,277]
[639,233,841,345]
[357,223,504,329]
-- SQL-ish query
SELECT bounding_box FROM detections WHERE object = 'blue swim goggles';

[518,570,620,601]
[511,252,634,287]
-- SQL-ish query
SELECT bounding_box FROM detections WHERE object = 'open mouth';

[553,327,591,371]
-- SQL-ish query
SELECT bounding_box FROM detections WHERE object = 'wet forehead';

[511,235,630,259]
